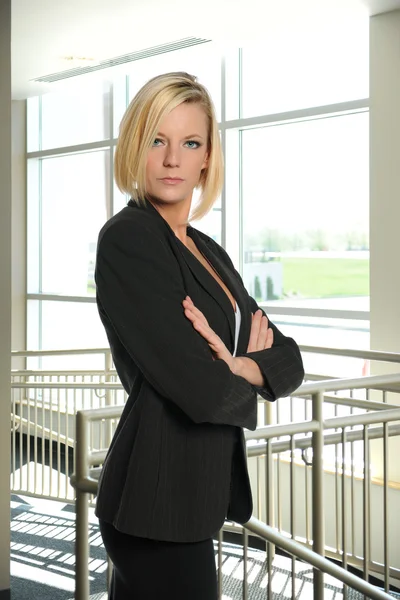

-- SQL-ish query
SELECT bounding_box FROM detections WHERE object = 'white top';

[232,303,241,357]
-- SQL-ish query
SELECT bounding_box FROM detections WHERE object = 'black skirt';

[99,520,218,600]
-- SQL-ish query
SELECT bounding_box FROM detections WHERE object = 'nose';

[163,143,180,168]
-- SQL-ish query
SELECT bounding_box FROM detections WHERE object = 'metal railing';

[10,346,400,597]
[71,374,400,600]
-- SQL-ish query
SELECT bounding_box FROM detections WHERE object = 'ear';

[201,151,210,171]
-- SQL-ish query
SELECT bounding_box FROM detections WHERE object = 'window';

[241,112,369,307]
[37,81,111,150]
[241,19,368,118]
[27,43,222,366]
[27,31,370,375]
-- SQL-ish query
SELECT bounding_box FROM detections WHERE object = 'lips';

[160,177,184,184]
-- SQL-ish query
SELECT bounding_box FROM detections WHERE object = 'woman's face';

[145,102,209,207]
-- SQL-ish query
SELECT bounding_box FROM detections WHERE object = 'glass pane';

[40,80,111,149]
[127,43,221,122]
[241,19,368,118]
[193,208,221,245]
[27,300,109,370]
[224,48,240,121]
[27,159,41,294]
[113,181,128,215]
[242,112,369,311]
[27,300,40,358]
[27,97,40,153]
[40,150,109,296]
[274,315,369,377]
[112,75,128,139]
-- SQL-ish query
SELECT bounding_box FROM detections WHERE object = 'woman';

[95,71,304,599]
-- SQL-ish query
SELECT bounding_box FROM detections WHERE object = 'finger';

[184,307,204,327]
[184,310,216,344]
[183,303,208,327]
[247,310,263,352]
[265,327,274,349]
[255,315,269,351]
[191,318,231,359]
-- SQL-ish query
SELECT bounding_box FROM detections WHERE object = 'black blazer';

[94,199,304,543]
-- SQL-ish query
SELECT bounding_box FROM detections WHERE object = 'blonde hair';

[114,72,224,222]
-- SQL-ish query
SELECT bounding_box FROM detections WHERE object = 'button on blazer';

[94,199,304,543]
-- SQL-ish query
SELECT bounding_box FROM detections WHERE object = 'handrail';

[12,344,400,363]
[10,371,400,393]
[296,373,400,394]
[84,423,400,469]
[11,369,109,376]
[245,407,400,442]
[244,517,393,600]
[11,348,111,357]
[299,345,400,364]
[11,382,123,390]
[71,373,400,600]
[246,422,400,457]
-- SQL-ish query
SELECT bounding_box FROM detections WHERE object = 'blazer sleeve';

[95,218,258,430]
[243,295,305,401]
[207,240,304,401]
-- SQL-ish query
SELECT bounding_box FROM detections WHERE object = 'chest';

[185,239,237,313]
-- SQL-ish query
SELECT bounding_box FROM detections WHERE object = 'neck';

[149,197,192,244]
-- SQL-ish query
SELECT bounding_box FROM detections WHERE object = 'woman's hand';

[247,309,274,352]
[182,298,272,387]
[182,296,235,370]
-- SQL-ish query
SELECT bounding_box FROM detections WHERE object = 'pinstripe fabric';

[94,200,304,542]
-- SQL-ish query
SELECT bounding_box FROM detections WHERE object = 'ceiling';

[11,0,400,99]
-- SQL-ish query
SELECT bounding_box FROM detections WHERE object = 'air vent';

[32,37,212,84]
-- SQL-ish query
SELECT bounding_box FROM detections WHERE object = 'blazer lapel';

[127,200,251,355]
[189,229,252,356]
[177,230,236,348]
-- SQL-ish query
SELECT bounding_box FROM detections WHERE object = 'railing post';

[104,351,114,446]
[75,410,90,600]
[312,391,325,600]
[264,400,275,560]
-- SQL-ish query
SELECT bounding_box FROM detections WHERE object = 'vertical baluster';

[19,385,24,493]
[34,387,38,495]
[305,396,311,547]
[350,408,355,562]
[342,428,348,600]
[49,381,53,497]
[265,440,274,562]
[75,411,90,600]
[335,402,340,554]
[11,386,16,490]
[57,387,61,499]
[363,425,370,591]
[242,529,248,600]
[383,422,389,592]
[312,391,324,600]
[217,529,223,599]
[290,436,296,600]
[277,399,282,532]
[41,385,45,496]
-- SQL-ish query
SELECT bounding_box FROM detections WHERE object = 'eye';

[185,140,201,149]
[152,138,164,147]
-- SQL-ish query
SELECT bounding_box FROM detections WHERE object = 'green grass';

[281,258,369,298]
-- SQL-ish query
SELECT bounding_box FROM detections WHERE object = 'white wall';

[12,101,27,363]
[248,458,400,583]
[369,9,400,483]
[0,0,12,595]
[370,10,400,360]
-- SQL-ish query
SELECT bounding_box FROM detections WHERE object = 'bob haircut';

[114,71,224,222]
